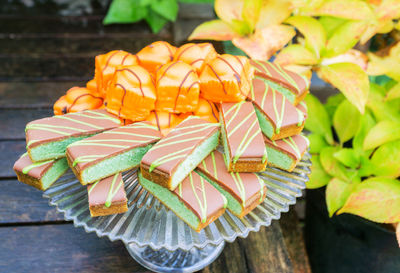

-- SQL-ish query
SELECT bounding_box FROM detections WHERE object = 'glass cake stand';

[43,152,311,273]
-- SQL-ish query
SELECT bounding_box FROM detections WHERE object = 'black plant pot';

[305,188,400,273]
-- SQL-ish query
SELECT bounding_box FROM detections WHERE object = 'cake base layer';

[228,159,267,173]
[89,201,128,217]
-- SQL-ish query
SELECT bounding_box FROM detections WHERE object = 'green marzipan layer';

[254,106,274,139]
[196,170,242,216]
[41,158,69,190]
[138,173,200,230]
[170,131,220,190]
[262,79,295,104]
[81,145,153,185]
[29,135,94,162]
[266,145,294,171]
[219,111,231,168]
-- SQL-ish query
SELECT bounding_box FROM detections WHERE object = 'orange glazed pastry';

[106,65,156,121]
[173,43,217,75]
[53,87,104,115]
[200,54,254,103]
[155,61,200,113]
[86,78,98,94]
[136,41,177,75]
[95,50,138,97]
[193,97,219,123]
[145,111,183,136]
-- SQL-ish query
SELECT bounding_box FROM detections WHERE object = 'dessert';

[53,87,104,115]
[87,173,128,217]
[297,101,308,119]
[250,60,309,105]
[66,121,161,185]
[136,41,177,75]
[220,101,267,172]
[197,150,266,217]
[26,109,122,162]
[86,78,98,94]
[249,77,305,140]
[155,61,200,113]
[193,97,219,123]
[95,50,138,97]
[141,116,220,191]
[106,65,156,121]
[145,111,183,136]
[13,153,69,190]
[264,134,309,172]
[139,171,227,232]
[200,54,254,102]
[173,43,217,74]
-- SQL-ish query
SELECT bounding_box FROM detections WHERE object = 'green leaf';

[333,148,359,169]
[309,133,328,154]
[307,155,332,189]
[151,0,179,21]
[319,16,347,39]
[145,9,169,33]
[326,177,358,217]
[320,146,354,181]
[324,93,345,119]
[358,155,375,177]
[103,0,147,24]
[242,0,262,32]
[274,44,318,66]
[140,0,154,5]
[304,94,334,144]
[386,82,400,101]
[318,62,369,114]
[338,177,400,223]
[353,111,376,156]
[367,83,400,123]
[285,15,326,58]
[363,120,400,150]
[179,0,214,2]
[370,140,400,178]
[189,19,239,41]
[323,21,367,57]
[333,99,361,143]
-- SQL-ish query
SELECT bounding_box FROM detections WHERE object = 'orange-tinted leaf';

[215,0,243,23]
[376,0,400,20]
[232,25,295,60]
[256,0,293,28]
[189,20,239,41]
[274,44,318,66]
[318,63,369,113]
[321,49,368,70]
[326,177,358,217]
[306,0,374,20]
[338,177,400,223]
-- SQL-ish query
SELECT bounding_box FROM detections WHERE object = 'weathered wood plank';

[0,140,25,178]
[0,109,52,140]
[280,209,311,273]
[0,224,150,273]
[0,179,64,224]
[239,221,294,273]
[0,82,82,108]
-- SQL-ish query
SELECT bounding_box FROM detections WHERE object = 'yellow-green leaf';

[215,0,243,23]
[285,15,326,58]
[304,94,334,144]
[274,44,318,66]
[319,16,347,39]
[320,146,352,181]
[307,155,332,189]
[367,42,400,81]
[242,0,262,32]
[333,99,361,143]
[309,133,328,154]
[188,20,239,41]
[338,177,400,223]
[318,63,369,114]
[232,25,295,60]
[256,0,293,28]
[353,112,376,156]
[333,148,360,169]
[370,140,400,178]
[307,0,374,20]
[386,82,400,101]
[320,49,368,70]
[326,177,358,217]
[363,120,400,150]
[323,21,367,57]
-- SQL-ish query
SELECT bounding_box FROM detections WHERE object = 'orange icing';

[145,111,184,136]
[53,87,104,115]
[136,41,177,75]
[155,61,200,113]
[200,54,254,102]
[193,97,219,123]
[86,78,98,95]
[173,43,217,75]
[106,65,156,121]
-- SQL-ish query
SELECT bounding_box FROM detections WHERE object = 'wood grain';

[0,140,25,177]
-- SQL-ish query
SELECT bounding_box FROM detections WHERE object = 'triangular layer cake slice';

[87,173,128,217]
[249,77,305,140]
[196,151,266,217]
[139,171,226,232]
[250,60,309,105]
[26,109,122,162]
[67,121,162,185]
[264,134,309,172]
[220,101,267,172]
[141,116,220,191]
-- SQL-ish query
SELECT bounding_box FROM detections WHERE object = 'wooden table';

[0,2,311,272]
